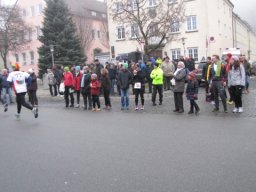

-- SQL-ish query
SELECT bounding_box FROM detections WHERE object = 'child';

[186,71,200,115]
[90,73,101,111]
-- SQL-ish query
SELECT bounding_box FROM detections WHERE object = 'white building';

[107,0,256,62]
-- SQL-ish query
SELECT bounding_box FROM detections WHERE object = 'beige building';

[7,0,109,73]
[107,0,256,62]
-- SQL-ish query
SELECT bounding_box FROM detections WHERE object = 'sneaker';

[211,101,215,105]
[159,102,162,105]
[32,107,38,118]
[152,103,157,106]
[224,109,228,113]
[232,108,238,113]
[195,108,200,115]
[75,104,80,108]
[96,108,101,111]
[227,100,234,105]
[92,108,96,111]
[15,113,20,119]
[69,104,74,108]
[238,107,243,113]
[135,106,139,110]
[121,107,125,110]
[4,103,8,112]
[212,108,219,112]
[126,107,130,110]
[188,111,194,114]
[140,106,144,110]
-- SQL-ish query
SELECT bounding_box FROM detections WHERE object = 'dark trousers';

[16,92,33,113]
[49,84,57,96]
[28,90,38,106]
[76,90,81,104]
[92,95,100,108]
[147,78,152,93]
[230,85,243,108]
[152,85,163,104]
[103,89,111,107]
[189,100,199,112]
[212,81,227,110]
[164,76,171,90]
[64,86,74,107]
[134,89,144,106]
[228,87,234,102]
[174,92,184,111]
[82,91,92,109]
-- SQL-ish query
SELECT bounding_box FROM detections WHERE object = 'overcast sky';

[1,0,255,29]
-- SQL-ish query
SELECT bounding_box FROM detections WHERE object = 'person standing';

[90,73,101,111]
[133,64,146,110]
[209,55,227,112]
[101,68,112,110]
[1,69,13,105]
[171,61,187,113]
[118,63,132,110]
[63,66,74,107]
[81,66,92,110]
[73,66,82,108]
[27,68,38,108]
[47,69,57,96]
[108,63,117,95]
[145,60,153,93]
[162,57,175,91]
[228,56,246,113]
[186,71,200,115]
[240,54,251,94]
[150,61,164,106]
[7,63,38,118]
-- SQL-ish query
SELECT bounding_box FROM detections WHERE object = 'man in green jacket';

[150,62,164,106]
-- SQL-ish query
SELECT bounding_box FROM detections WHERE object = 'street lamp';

[181,37,186,57]
[50,44,54,68]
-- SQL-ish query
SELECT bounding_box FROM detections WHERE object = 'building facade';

[107,0,256,62]
[7,0,109,73]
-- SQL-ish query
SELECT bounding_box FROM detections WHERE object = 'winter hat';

[12,63,20,71]
[188,71,196,78]
[91,73,97,79]
[75,66,81,71]
[28,68,33,74]
[156,58,163,65]
[123,62,129,69]
[64,66,70,72]
[232,56,239,61]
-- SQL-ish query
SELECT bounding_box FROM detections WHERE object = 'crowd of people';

[0,53,252,118]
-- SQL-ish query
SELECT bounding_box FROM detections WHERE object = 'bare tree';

[0,3,29,68]
[108,0,185,57]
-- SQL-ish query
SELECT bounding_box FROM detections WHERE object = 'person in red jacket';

[73,66,82,107]
[63,66,74,107]
[90,73,101,111]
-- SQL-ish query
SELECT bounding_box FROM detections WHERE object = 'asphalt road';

[1,105,256,192]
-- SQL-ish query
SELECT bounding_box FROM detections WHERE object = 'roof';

[64,0,107,15]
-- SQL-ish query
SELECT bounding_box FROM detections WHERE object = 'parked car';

[196,61,206,86]
[250,62,256,76]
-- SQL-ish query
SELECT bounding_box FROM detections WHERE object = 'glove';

[193,94,198,99]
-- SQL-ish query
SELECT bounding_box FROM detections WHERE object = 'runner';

[7,63,38,119]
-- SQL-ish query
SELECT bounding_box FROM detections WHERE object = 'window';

[92,30,95,39]
[149,24,158,36]
[22,52,27,66]
[149,0,156,7]
[97,30,101,39]
[129,0,138,10]
[38,4,43,14]
[30,51,34,64]
[170,17,179,33]
[131,24,139,38]
[170,49,181,61]
[36,26,42,39]
[188,47,198,61]
[31,6,35,17]
[28,28,32,41]
[168,0,177,4]
[91,11,97,16]
[15,54,19,62]
[117,27,125,40]
[116,2,123,12]
[186,16,197,31]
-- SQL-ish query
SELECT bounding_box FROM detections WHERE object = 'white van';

[221,48,241,62]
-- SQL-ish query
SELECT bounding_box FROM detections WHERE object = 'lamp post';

[50,44,54,68]
[181,37,186,57]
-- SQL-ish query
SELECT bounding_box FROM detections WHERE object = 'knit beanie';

[64,66,70,72]
[12,63,20,71]
[75,66,81,71]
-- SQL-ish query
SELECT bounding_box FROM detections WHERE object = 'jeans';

[1,87,13,103]
[111,79,116,94]
[212,81,227,110]
[82,91,92,109]
[121,88,129,108]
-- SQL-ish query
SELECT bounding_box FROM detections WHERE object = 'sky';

[1,0,255,29]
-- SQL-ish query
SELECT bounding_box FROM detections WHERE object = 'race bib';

[134,82,141,89]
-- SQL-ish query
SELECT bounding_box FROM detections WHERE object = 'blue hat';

[75,66,81,71]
